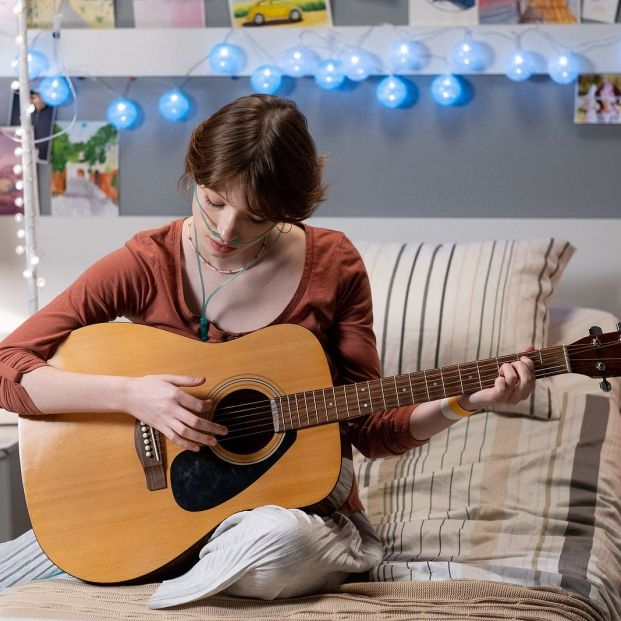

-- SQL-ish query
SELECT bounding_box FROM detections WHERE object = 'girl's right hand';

[123,374,227,452]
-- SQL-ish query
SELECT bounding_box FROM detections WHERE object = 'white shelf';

[1,24,619,77]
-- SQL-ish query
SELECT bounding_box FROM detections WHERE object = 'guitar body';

[18,323,341,584]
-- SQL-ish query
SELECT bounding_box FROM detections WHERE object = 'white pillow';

[356,238,575,419]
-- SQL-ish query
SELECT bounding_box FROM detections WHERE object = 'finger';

[177,391,211,415]
[161,426,203,452]
[499,363,518,388]
[156,374,206,387]
[170,417,219,447]
[177,408,228,436]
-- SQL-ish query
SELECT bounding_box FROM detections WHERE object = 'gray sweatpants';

[0,506,384,609]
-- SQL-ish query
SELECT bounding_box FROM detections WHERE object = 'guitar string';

[206,356,618,430]
[204,345,620,423]
[210,362,571,427]
[210,364,573,437]
[131,357,618,448]
[207,341,621,415]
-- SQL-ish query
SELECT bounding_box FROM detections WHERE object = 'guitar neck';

[272,345,570,432]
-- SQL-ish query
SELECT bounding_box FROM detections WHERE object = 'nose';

[217,207,241,244]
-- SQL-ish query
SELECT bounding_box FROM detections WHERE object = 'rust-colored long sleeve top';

[0,220,426,512]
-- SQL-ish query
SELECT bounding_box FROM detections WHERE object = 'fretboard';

[271,345,569,432]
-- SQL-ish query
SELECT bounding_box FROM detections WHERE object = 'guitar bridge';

[134,421,167,491]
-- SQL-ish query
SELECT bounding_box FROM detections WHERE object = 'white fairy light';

[22,269,33,279]
[15,245,25,255]
[29,256,40,266]
[16,228,25,239]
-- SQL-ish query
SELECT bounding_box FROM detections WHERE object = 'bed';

[1,236,620,621]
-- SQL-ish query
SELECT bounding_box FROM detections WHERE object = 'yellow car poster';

[228,0,333,27]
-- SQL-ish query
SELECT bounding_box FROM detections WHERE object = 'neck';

[271,345,570,432]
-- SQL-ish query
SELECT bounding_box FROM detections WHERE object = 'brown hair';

[180,94,326,223]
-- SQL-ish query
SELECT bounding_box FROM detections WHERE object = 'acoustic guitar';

[18,321,621,584]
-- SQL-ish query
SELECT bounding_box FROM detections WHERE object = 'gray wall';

[3,0,619,219]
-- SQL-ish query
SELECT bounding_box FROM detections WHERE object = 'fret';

[302,391,310,427]
[439,367,447,398]
[457,363,465,394]
[379,380,387,409]
[285,394,293,429]
[538,349,544,367]
[322,387,329,423]
[312,390,319,425]
[407,373,415,402]
[423,369,431,401]
[393,376,400,406]
[294,393,302,428]
[331,386,337,419]
[343,385,351,419]
[476,363,483,390]
[353,383,362,415]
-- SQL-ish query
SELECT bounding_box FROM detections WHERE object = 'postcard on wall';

[0,128,23,216]
[28,0,115,29]
[409,0,478,26]
[575,75,621,124]
[50,121,120,217]
[132,0,206,27]
[479,0,579,22]
[9,91,57,164]
[582,0,619,22]
[229,0,333,28]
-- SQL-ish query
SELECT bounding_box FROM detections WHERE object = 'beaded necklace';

[191,219,283,341]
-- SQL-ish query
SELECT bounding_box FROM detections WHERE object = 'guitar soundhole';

[212,389,274,455]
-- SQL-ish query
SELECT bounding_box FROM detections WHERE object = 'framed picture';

[575,74,621,124]
[9,91,57,164]
[229,0,333,28]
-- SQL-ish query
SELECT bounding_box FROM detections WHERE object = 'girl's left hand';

[457,345,536,411]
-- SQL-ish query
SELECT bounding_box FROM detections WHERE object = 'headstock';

[566,325,621,392]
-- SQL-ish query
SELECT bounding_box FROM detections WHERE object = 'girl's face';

[192,184,276,259]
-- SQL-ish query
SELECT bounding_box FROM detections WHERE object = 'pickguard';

[170,431,297,511]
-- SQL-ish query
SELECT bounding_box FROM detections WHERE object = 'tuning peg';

[589,326,603,335]
[600,379,612,392]
[617,322,621,332]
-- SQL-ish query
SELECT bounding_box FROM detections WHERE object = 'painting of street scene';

[50,121,119,217]
[28,0,114,28]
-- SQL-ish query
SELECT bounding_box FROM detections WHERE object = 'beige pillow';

[355,238,574,419]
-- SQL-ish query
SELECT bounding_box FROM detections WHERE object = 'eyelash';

[203,194,267,225]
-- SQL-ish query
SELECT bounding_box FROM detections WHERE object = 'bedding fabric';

[0,579,607,620]
[354,306,621,620]
[356,238,575,419]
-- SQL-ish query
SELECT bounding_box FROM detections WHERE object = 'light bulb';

[505,49,536,82]
[548,52,579,84]
[158,88,191,121]
[30,256,40,266]
[16,228,25,239]
[250,65,283,94]
[39,77,71,106]
[15,245,25,255]
[106,98,141,130]
[451,36,487,72]
[430,74,463,106]
[208,43,247,75]
[14,197,24,208]
[14,212,23,222]
[22,269,33,279]
[376,75,408,108]
[341,48,378,81]
[388,40,428,72]
[15,180,23,190]
[36,277,46,288]
[314,59,345,90]
[278,46,320,78]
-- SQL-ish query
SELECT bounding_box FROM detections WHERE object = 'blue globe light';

[376,75,408,108]
[250,64,283,94]
[314,59,345,90]
[547,52,579,84]
[158,88,191,121]
[12,49,49,79]
[504,49,536,82]
[278,46,320,77]
[388,40,428,72]
[341,48,378,82]
[430,74,463,106]
[450,37,487,72]
[208,43,247,75]
[39,76,70,106]
[107,97,140,130]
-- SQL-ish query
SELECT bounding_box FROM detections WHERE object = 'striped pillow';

[355,239,574,419]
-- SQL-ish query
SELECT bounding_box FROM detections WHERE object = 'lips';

[209,238,235,253]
